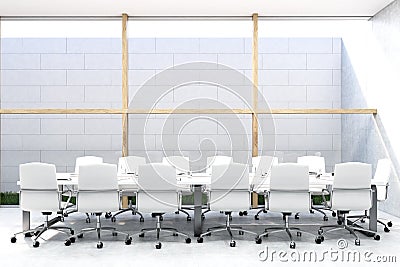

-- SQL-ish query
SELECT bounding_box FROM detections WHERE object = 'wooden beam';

[121,13,129,208]
[0,108,378,115]
[252,13,259,159]
[122,13,129,158]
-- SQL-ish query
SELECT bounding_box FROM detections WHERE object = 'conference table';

[19,172,379,237]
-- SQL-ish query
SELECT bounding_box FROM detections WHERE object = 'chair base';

[111,208,144,222]
[67,213,131,248]
[198,212,258,247]
[138,214,191,249]
[347,210,392,232]
[11,214,73,247]
[257,213,310,249]
[316,212,380,246]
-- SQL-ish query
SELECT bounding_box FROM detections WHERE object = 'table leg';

[22,210,30,231]
[193,185,203,237]
[369,185,378,232]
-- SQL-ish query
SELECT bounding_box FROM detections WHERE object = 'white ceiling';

[0,0,395,17]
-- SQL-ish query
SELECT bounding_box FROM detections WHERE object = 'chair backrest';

[137,163,178,213]
[162,156,190,174]
[297,156,326,174]
[77,163,119,213]
[268,163,310,213]
[74,156,103,174]
[118,156,146,174]
[209,163,249,212]
[19,162,59,212]
[206,155,233,174]
[373,159,391,201]
[331,162,372,211]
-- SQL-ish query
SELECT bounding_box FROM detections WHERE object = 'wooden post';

[121,13,129,208]
[251,13,259,208]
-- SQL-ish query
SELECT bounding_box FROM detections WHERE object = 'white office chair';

[315,162,380,246]
[297,155,329,221]
[136,163,191,249]
[252,156,278,220]
[162,156,193,221]
[74,156,103,174]
[197,163,258,247]
[66,163,132,248]
[111,156,146,222]
[347,159,393,232]
[203,156,233,218]
[74,156,108,222]
[11,162,74,248]
[256,163,311,249]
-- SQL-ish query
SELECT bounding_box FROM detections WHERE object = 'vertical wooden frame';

[121,14,129,208]
[251,13,259,208]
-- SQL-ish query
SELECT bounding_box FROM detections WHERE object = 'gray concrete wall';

[342,0,400,217]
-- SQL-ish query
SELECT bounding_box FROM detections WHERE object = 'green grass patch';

[0,192,19,205]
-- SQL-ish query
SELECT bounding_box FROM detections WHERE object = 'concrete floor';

[0,207,399,267]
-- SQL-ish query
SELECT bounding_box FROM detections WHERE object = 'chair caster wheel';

[318,229,323,235]
[140,217,144,223]
[296,232,302,237]
[112,232,118,237]
[360,219,365,223]
[125,237,132,245]
[310,210,314,214]
[187,216,192,222]
[70,237,76,243]
[387,221,393,227]
[337,220,342,225]
[173,233,178,236]
[263,210,267,213]
[201,214,205,220]
[243,211,248,216]
[70,230,74,235]
[155,242,162,249]
[206,232,211,236]
[315,236,323,244]
[139,233,145,238]
[160,216,163,221]
[105,212,112,219]
[97,242,103,249]
[33,241,40,248]
[77,233,83,238]
[239,230,244,235]
[175,211,179,214]
[24,232,33,238]
[323,216,328,221]
[355,239,360,246]
[230,240,236,247]
[85,218,90,223]
[11,237,17,243]
[185,238,191,244]
[294,214,300,220]
[254,215,259,220]
[197,237,203,243]
[64,213,69,217]
[384,227,390,232]
[289,241,296,249]
[60,217,65,222]
[151,213,156,218]
[111,217,116,222]
[332,211,336,217]
[34,231,40,236]
[65,239,72,246]
[255,238,262,244]
[239,211,243,216]
[374,235,381,241]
